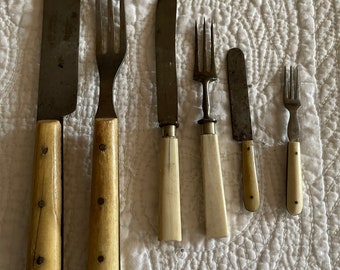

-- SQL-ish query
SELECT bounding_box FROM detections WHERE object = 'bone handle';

[27,120,62,270]
[158,134,182,241]
[88,118,119,270]
[242,140,260,212]
[201,133,228,238]
[286,141,303,215]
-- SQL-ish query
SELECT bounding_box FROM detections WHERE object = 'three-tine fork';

[88,0,126,269]
[193,19,228,238]
[283,66,303,215]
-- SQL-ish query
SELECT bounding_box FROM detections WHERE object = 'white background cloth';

[0,0,339,269]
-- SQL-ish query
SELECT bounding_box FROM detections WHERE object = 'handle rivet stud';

[98,255,104,263]
[41,147,48,155]
[38,200,45,208]
[99,144,106,151]
[97,197,105,205]
[36,256,45,265]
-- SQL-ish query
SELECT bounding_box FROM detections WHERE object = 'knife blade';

[227,48,260,212]
[27,1,80,269]
[155,0,182,241]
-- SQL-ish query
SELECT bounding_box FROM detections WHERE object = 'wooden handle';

[27,120,62,270]
[286,141,303,215]
[242,140,260,212]
[158,136,182,241]
[201,133,228,238]
[88,118,119,270]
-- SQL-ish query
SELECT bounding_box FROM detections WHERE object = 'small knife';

[155,0,182,241]
[26,1,80,269]
[227,48,260,212]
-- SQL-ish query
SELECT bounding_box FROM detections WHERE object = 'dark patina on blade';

[155,0,178,127]
[37,0,80,120]
[227,48,252,141]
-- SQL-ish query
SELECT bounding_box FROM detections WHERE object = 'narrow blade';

[227,48,253,141]
[37,0,80,120]
[155,0,178,127]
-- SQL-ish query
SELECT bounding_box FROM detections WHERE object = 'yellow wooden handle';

[201,133,228,238]
[286,141,303,215]
[242,140,260,212]
[27,120,62,270]
[88,118,119,270]
[158,136,182,241]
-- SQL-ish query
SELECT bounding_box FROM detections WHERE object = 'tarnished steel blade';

[227,48,253,141]
[37,0,80,120]
[155,0,178,127]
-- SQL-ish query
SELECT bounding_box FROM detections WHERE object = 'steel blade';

[37,0,80,120]
[155,0,178,127]
[227,48,253,141]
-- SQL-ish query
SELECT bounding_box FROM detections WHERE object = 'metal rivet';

[38,200,45,208]
[250,195,254,199]
[36,256,45,265]
[295,152,298,155]
[295,201,298,204]
[99,144,106,151]
[97,197,105,205]
[98,255,104,263]
[41,147,48,155]
[247,147,250,151]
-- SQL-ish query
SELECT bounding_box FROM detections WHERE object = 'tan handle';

[286,141,303,215]
[201,133,228,238]
[88,118,119,270]
[158,136,182,241]
[242,140,260,212]
[27,120,62,270]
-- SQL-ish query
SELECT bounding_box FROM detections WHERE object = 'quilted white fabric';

[0,0,338,269]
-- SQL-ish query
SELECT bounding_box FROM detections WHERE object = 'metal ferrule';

[201,122,216,135]
[162,125,176,137]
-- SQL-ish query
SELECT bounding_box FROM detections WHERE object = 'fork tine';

[120,0,126,53]
[203,18,207,72]
[210,22,216,76]
[96,0,103,54]
[194,20,199,76]
[294,66,299,100]
[284,66,289,100]
[107,0,114,54]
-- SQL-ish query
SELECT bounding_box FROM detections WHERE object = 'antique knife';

[227,48,260,212]
[26,1,80,269]
[155,0,182,241]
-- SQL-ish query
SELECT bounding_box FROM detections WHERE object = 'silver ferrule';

[201,122,216,135]
[162,125,176,137]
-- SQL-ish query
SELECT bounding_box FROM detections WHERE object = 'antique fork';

[193,19,228,238]
[88,0,126,269]
[284,66,303,215]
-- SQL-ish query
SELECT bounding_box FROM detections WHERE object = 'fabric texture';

[0,0,338,269]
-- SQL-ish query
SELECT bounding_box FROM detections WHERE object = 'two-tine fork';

[88,0,126,269]
[193,19,228,238]
[284,66,303,215]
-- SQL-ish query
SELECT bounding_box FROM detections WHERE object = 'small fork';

[283,66,303,215]
[193,19,228,238]
[88,0,126,269]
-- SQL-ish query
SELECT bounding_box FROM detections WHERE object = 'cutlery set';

[25,0,303,269]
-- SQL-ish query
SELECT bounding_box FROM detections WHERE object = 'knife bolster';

[159,126,182,241]
[162,125,176,137]
[200,122,216,135]
[27,120,62,269]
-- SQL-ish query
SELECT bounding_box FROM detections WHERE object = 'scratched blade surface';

[227,48,253,141]
[37,0,80,120]
[155,0,178,127]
